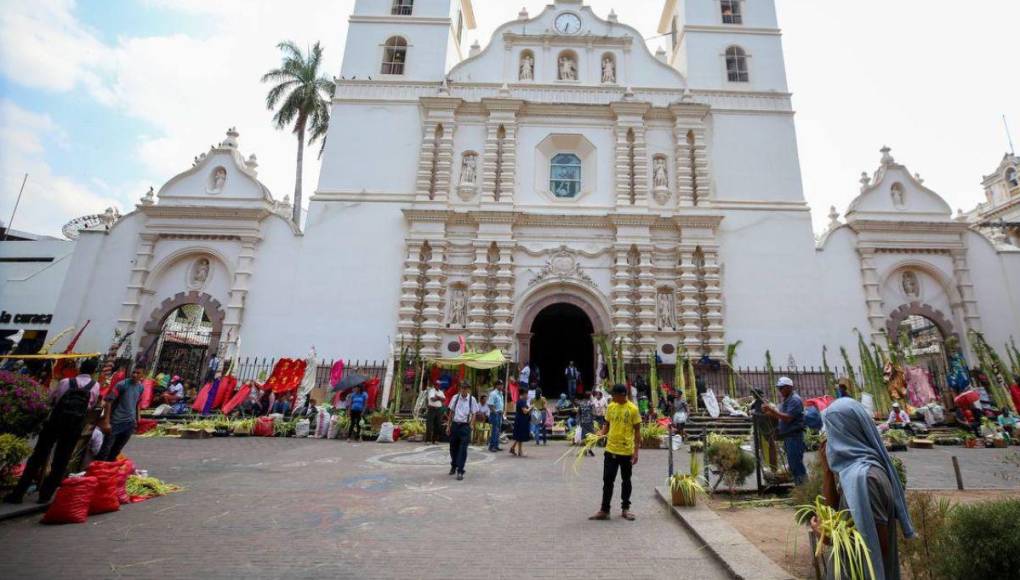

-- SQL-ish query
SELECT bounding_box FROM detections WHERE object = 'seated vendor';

[161,375,185,404]
[555,393,572,411]
[886,403,910,427]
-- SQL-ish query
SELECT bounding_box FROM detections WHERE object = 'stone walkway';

[0,438,728,580]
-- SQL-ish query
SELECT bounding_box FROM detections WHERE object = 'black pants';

[426,407,443,443]
[348,410,363,440]
[98,426,133,461]
[601,451,633,512]
[9,418,84,502]
[449,422,471,474]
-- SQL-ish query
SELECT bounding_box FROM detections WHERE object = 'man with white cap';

[763,376,807,485]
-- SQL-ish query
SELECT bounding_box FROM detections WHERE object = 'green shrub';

[891,456,907,488]
[790,465,824,508]
[934,498,1020,580]
[0,434,32,488]
[705,433,755,493]
[900,492,955,580]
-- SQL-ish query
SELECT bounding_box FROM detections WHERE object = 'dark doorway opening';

[529,302,594,400]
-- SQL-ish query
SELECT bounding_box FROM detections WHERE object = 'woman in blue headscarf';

[816,398,914,580]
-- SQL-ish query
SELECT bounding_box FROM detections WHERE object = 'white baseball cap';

[776,376,794,388]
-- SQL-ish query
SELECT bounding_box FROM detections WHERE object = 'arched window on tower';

[725,46,749,83]
[391,0,414,16]
[1006,167,1019,189]
[721,0,742,24]
[381,36,408,75]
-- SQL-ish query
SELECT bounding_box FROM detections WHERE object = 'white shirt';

[168,382,185,397]
[527,389,536,406]
[519,366,531,384]
[592,396,608,417]
[426,387,445,408]
[449,394,479,423]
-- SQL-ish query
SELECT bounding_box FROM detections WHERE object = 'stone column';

[637,245,657,353]
[677,245,702,357]
[610,102,651,208]
[222,235,258,351]
[857,247,885,344]
[397,240,425,345]
[492,242,515,352]
[701,246,725,358]
[117,233,158,335]
[481,99,523,206]
[951,249,982,333]
[671,104,711,207]
[415,98,460,203]
[420,241,447,356]
[466,243,489,345]
[611,245,633,343]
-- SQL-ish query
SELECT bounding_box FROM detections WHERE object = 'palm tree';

[261,41,335,224]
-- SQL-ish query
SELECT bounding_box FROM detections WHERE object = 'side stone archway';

[885,301,957,342]
[139,291,227,364]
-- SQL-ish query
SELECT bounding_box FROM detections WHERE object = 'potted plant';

[883,429,909,452]
[640,423,668,449]
[963,434,977,448]
[704,433,755,494]
[669,456,706,507]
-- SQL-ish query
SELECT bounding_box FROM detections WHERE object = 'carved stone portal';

[529,247,595,288]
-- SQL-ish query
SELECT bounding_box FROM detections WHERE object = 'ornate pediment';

[528,245,596,288]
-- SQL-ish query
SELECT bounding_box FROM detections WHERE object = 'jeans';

[8,417,84,501]
[532,411,547,444]
[488,412,502,449]
[567,378,577,395]
[601,451,633,512]
[449,422,471,474]
[784,433,807,485]
[426,407,443,443]
[348,410,363,440]
[98,423,134,462]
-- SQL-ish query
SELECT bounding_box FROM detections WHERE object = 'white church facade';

[45,0,1020,388]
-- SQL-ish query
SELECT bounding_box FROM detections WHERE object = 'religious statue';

[460,154,477,186]
[653,157,669,189]
[519,54,534,81]
[210,167,227,193]
[558,55,577,81]
[657,292,677,329]
[890,184,905,207]
[601,56,616,83]
[901,270,919,298]
[192,258,210,285]
[447,287,467,327]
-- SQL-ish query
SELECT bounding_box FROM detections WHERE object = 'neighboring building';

[968,153,1020,248]
[48,0,1020,394]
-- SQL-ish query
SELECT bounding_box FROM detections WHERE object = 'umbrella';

[333,372,369,392]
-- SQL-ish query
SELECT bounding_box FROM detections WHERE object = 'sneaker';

[456,473,464,481]
[449,467,456,475]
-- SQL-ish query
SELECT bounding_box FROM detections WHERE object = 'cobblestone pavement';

[0,438,728,580]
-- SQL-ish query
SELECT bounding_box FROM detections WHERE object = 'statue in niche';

[653,157,669,189]
[601,56,616,83]
[657,292,678,329]
[448,287,467,327]
[890,184,905,207]
[460,154,477,186]
[519,54,534,81]
[209,167,227,193]
[192,258,210,286]
[901,271,920,298]
[558,55,577,81]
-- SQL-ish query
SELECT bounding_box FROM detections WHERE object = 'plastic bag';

[327,415,341,439]
[152,404,173,417]
[42,476,98,524]
[671,435,684,450]
[315,408,332,438]
[376,422,395,443]
[861,393,875,417]
[87,469,120,515]
[254,417,274,437]
[295,419,310,438]
[574,427,582,444]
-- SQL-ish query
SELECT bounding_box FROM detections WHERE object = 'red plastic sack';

[42,476,98,524]
[805,396,835,411]
[87,469,120,515]
[116,460,133,504]
[140,378,156,409]
[954,390,980,408]
[212,375,238,410]
[191,382,213,412]
[221,385,252,415]
[136,418,158,434]
[254,416,274,437]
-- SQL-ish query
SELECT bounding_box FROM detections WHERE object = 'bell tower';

[340,0,476,82]
[658,0,789,92]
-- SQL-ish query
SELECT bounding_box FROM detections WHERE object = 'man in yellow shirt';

[589,384,642,521]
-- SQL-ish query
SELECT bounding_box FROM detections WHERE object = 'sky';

[1,0,1018,237]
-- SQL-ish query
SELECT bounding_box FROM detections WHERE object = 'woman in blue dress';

[510,387,532,457]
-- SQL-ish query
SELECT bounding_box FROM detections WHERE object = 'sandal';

[621,511,636,521]
[588,512,610,521]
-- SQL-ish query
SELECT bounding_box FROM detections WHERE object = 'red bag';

[87,468,120,515]
[42,476,98,524]
[211,375,237,410]
[191,382,213,412]
[805,396,835,411]
[140,378,155,409]
[135,418,158,434]
[116,460,133,504]
[955,390,980,408]
[254,416,274,437]
[221,385,251,415]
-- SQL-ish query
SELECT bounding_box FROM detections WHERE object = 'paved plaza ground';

[1,437,1015,579]
[0,438,729,580]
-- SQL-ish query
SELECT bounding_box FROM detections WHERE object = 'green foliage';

[669,455,706,506]
[794,496,876,580]
[790,465,824,509]
[765,350,777,403]
[884,428,909,447]
[398,419,425,439]
[0,371,51,437]
[969,330,1016,412]
[890,455,907,488]
[804,428,825,451]
[821,346,835,390]
[725,340,742,399]
[934,498,1020,580]
[705,433,755,493]
[648,350,659,412]
[839,346,859,396]
[900,492,955,580]
[641,422,668,447]
[0,434,32,488]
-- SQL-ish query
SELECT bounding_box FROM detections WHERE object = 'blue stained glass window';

[550,153,581,198]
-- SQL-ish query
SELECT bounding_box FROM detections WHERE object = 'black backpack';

[53,379,94,423]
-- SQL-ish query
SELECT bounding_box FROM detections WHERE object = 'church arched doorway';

[528,302,594,400]
[151,304,214,384]
[896,314,949,384]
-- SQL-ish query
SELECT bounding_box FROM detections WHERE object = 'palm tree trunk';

[293,118,306,225]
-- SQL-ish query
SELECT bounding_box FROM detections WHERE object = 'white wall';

[710,112,805,203]
[0,238,75,336]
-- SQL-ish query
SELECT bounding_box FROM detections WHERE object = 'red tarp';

[221,384,252,415]
[264,358,306,394]
[191,382,212,413]
[139,379,156,409]
[211,375,237,409]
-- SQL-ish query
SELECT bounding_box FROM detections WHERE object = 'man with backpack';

[97,366,145,461]
[446,382,480,481]
[4,358,101,504]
